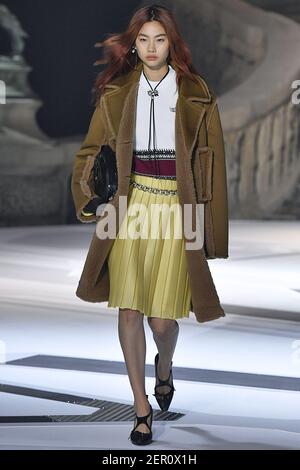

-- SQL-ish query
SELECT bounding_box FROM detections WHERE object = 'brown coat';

[71,61,229,323]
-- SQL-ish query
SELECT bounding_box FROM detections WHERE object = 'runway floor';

[0,220,299,449]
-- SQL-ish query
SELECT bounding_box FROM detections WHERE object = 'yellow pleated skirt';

[107,172,192,319]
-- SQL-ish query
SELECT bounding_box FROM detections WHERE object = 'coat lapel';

[102,61,212,160]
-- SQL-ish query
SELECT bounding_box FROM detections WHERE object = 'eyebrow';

[137,33,167,37]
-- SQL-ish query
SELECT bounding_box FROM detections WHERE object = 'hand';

[81,197,102,216]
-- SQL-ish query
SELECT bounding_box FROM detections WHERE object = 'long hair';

[91,4,200,106]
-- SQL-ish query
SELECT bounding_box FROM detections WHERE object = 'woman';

[71,4,228,446]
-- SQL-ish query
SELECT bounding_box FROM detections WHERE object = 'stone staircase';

[265,181,300,220]
[247,1,300,219]
[276,4,300,219]
[268,1,300,23]
[247,0,300,23]
[271,4,300,219]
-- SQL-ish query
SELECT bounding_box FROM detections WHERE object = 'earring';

[131,47,138,67]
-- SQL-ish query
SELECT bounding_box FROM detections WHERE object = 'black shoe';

[129,394,153,446]
[153,353,176,411]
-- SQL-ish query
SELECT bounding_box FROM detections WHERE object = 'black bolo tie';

[143,66,170,177]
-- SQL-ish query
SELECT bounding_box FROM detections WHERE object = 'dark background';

[2,0,140,138]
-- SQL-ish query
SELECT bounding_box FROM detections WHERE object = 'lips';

[147,56,157,59]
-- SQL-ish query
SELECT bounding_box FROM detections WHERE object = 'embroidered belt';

[133,148,176,160]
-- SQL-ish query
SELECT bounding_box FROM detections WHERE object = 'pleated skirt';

[107,172,192,319]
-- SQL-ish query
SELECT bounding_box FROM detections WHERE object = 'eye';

[158,39,165,42]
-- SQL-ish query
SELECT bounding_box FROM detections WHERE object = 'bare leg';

[118,307,151,434]
[147,318,179,394]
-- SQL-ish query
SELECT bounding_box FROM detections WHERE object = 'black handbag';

[82,144,118,216]
[93,144,118,203]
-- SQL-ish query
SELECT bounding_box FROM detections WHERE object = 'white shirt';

[134,64,178,152]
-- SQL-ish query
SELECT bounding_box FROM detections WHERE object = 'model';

[71,3,229,446]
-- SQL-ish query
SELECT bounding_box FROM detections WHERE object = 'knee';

[118,308,143,326]
[147,317,178,337]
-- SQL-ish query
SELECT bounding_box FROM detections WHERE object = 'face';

[135,21,170,69]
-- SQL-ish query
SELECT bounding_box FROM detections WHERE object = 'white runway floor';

[0,220,300,450]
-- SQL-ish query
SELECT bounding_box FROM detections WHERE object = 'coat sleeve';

[71,96,107,223]
[206,96,229,258]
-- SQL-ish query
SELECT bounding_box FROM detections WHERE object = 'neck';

[142,63,169,82]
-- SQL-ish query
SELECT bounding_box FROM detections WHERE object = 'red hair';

[91,4,201,106]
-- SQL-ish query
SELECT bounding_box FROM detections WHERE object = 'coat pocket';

[192,146,214,202]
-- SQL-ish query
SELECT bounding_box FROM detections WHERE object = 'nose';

[148,43,156,53]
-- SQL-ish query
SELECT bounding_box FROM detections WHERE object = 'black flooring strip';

[0,384,184,424]
[225,303,300,322]
[6,354,300,392]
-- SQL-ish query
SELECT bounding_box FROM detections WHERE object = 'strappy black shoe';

[129,394,153,446]
[153,353,176,411]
